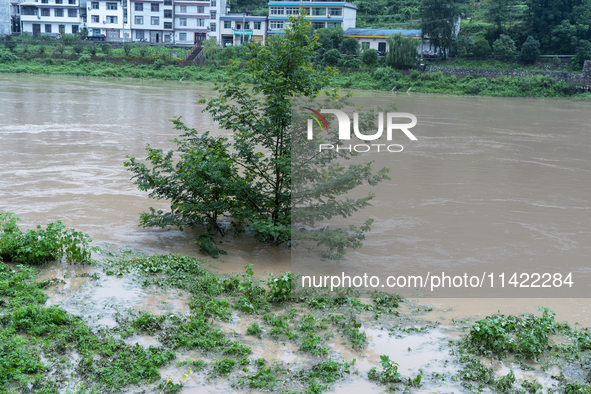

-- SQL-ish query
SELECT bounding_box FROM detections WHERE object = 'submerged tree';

[125,12,388,257]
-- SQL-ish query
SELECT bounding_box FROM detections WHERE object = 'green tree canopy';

[473,36,492,57]
[362,48,379,67]
[385,33,418,69]
[520,35,541,64]
[125,13,387,258]
[340,37,360,55]
[420,0,459,58]
[492,34,517,59]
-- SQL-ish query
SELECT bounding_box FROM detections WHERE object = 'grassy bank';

[2,218,591,393]
[1,51,590,98]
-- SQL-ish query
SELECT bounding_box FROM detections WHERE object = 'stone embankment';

[422,60,591,90]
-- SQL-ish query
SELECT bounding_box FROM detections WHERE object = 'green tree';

[485,0,516,33]
[316,27,344,51]
[362,48,379,67]
[473,36,492,56]
[86,43,98,57]
[123,42,133,56]
[550,20,578,54]
[454,34,475,55]
[573,39,591,68]
[526,0,578,50]
[323,48,342,66]
[385,33,418,69]
[520,35,541,64]
[492,34,517,59]
[125,13,387,258]
[421,0,459,58]
[340,37,360,55]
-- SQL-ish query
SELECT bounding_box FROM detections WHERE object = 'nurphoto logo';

[305,108,418,153]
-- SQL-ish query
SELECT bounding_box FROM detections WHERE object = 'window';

[312,21,325,29]
[179,17,186,26]
[197,6,204,13]
[327,22,341,29]
[328,8,342,16]
[93,28,100,35]
[164,9,172,17]
[361,42,370,50]
[196,18,204,26]
[68,0,75,4]
[270,20,283,30]
[210,11,216,19]
[135,16,143,24]
[91,15,99,22]
[378,42,386,52]
[72,25,78,34]
[106,15,117,23]
[285,7,298,15]
[106,2,117,10]
[134,3,142,11]
[151,16,159,25]
[224,21,231,29]
[244,22,249,29]
[40,8,49,16]
[164,0,171,5]
[55,0,62,4]
[311,7,325,16]
[91,1,98,9]
[270,6,283,15]
[136,30,144,39]
[164,34,171,42]
[151,3,158,11]
[45,24,51,32]
[211,0,215,6]
[164,22,172,28]
[209,24,215,32]
[54,8,63,16]
[253,21,261,30]
[41,0,48,3]
[179,5,186,13]
[179,32,186,41]
[68,9,77,17]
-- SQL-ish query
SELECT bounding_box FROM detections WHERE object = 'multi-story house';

[173,0,226,45]
[267,0,356,35]
[1,0,10,34]
[86,0,131,40]
[219,11,267,47]
[129,0,173,43]
[18,0,85,36]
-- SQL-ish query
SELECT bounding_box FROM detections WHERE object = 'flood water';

[1,74,591,325]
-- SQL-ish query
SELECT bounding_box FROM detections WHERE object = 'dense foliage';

[0,213,94,264]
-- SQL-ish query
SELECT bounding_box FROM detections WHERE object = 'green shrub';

[362,48,378,67]
[100,43,112,56]
[0,52,19,63]
[0,213,94,264]
[520,36,540,64]
[473,37,492,57]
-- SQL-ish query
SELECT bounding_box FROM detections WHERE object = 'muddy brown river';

[1,74,591,327]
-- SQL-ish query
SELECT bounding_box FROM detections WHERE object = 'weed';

[211,358,236,376]
[368,355,401,383]
[246,322,263,336]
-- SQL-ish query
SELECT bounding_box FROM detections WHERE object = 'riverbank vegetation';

[3,229,591,392]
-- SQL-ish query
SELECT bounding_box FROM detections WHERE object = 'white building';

[129,0,173,43]
[173,0,226,45]
[344,28,424,54]
[86,0,130,40]
[219,12,266,47]
[1,0,10,34]
[18,0,85,36]
[267,1,356,35]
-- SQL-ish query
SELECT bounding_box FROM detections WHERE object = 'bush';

[0,213,94,264]
[323,48,341,66]
[54,42,65,55]
[362,48,378,67]
[136,42,149,57]
[340,37,359,55]
[573,40,591,69]
[123,42,133,56]
[100,43,112,56]
[73,42,85,54]
[473,37,492,57]
[86,43,98,56]
[385,33,418,69]
[4,39,17,52]
[520,36,540,64]
[61,34,77,45]
[0,52,19,63]
[492,34,517,59]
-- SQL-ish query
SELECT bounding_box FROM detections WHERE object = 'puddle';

[36,260,190,327]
